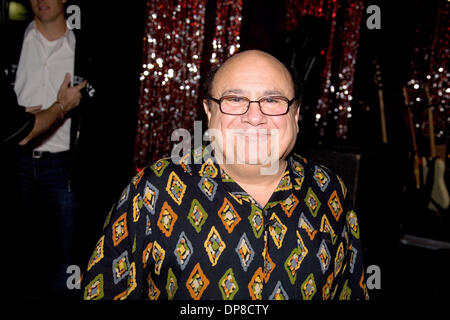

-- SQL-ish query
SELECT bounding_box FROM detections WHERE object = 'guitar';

[373,60,388,144]
[421,85,449,213]
[402,86,421,190]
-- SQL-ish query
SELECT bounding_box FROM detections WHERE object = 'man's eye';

[227,96,244,103]
[264,97,280,104]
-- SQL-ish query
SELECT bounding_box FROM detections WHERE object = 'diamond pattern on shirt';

[82,151,368,300]
[218,197,241,234]
[204,226,226,266]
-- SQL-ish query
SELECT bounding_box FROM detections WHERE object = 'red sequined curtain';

[404,0,449,147]
[283,0,364,139]
[134,0,243,170]
[134,1,206,170]
[209,0,243,67]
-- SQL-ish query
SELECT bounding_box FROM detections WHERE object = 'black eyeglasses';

[206,95,298,116]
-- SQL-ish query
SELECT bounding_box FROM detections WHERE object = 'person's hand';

[26,106,43,114]
[57,73,87,114]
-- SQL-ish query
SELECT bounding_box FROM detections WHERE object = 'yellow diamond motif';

[166,171,187,205]
[204,226,226,266]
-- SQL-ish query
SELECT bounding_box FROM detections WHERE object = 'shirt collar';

[22,20,35,42]
[23,20,75,52]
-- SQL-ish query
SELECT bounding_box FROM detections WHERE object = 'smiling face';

[203,50,300,168]
[30,0,66,24]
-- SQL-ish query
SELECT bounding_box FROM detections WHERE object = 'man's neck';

[220,160,288,207]
[34,16,67,41]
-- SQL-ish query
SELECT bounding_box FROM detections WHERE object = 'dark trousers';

[18,153,79,298]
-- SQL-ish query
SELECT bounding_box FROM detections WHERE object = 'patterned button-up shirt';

[82,148,369,300]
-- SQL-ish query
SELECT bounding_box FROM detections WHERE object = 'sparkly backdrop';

[134,0,242,170]
[134,1,447,169]
[209,0,243,67]
[133,0,206,169]
[134,0,363,169]
[283,0,364,139]
[404,0,449,148]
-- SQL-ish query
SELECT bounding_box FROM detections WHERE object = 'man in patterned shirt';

[81,50,369,300]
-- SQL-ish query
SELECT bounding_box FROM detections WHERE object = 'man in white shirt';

[15,1,76,153]
[12,0,88,299]
[2,72,86,146]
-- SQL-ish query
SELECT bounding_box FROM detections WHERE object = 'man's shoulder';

[291,153,342,181]
[290,152,348,201]
[131,155,197,189]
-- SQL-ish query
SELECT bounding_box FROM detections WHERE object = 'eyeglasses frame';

[205,94,299,116]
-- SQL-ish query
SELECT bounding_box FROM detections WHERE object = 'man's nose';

[242,101,266,125]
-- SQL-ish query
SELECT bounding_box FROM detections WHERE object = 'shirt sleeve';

[332,176,369,300]
[81,168,155,300]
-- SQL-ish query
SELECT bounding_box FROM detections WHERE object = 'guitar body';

[418,85,450,214]
[422,157,450,211]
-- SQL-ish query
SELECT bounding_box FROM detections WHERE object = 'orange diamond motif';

[186,263,210,300]
[263,251,275,283]
[142,242,153,269]
[112,212,128,247]
[157,202,178,237]
[218,198,241,234]
[87,235,105,271]
[147,273,161,300]
[328,190,343,221]
[248,267,264,300]
[280,193,299,218]
[322,272,334,300]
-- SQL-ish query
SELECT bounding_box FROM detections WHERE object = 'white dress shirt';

[14,21,75,153]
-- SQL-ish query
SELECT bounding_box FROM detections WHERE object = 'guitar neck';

[425,85,436,158]
[403,86,421,189]
[373,61,387,144]
[378,89,388,144]
[428,108,436,158]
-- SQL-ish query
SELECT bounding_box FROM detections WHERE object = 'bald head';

[204,50,299,103]
[202,49,301,173]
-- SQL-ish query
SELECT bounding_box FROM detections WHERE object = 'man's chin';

[235,154,275,166]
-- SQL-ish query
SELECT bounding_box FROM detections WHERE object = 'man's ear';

[203,99,212,122]
[294,103,300,133]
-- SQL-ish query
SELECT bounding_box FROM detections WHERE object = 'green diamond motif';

[305,187,321,217]
[187,199,208,233]
[248,205,264,239]
[151,158,170,177]
[346,210,360,239]
[84,273,104,300]
[264,200,280,210]
[103,203,115,230]
[166,268,178,300]
[339,279,352,300]
[301,273,317,300]
[219,268,239,300]
[284,247,305,284]
[132,234,136,253]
